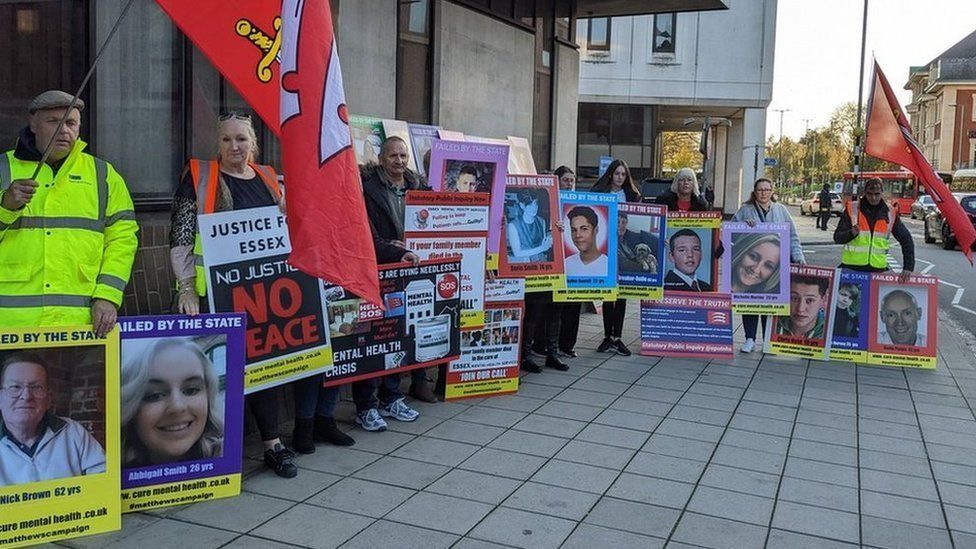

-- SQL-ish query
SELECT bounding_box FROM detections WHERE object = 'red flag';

[865,61,976,263]
[155,1,281,133]
[278,1,381,305]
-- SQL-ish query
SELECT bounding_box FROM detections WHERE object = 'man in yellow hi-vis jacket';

[0,91,138,336]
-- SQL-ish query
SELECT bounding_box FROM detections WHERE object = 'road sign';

[764,157,778,167]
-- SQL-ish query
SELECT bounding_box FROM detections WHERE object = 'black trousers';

[558,302,582,351]
[602,299,626,338]
[742,314,768,340]
[247,387,281,442]
[524,293,560,355]
[817,209,831,230]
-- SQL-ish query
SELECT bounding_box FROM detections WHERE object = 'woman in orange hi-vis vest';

[168,113,353,480]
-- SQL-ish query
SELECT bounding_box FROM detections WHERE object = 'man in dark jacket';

[817,183,832,231]
[834,178,914,283]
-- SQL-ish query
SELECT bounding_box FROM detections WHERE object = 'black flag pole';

[30,0,138,180]
[852,0,869,194]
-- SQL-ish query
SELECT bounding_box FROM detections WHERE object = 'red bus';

[841,171,918,214]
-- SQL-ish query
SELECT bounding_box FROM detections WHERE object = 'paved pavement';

[50,215,976,549]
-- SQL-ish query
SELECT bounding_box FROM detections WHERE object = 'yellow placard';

[553,288,619,302]
[732,303,790,316]
[525,274,568,292]
[618,286,663,300]
[866,351,937,369]
[121,474,241,513]
[486,253,499,271]
[445,377,519,400]
[766,340,828,361]
[461,310,486,329]
[827,348,867,363]
[244,345,333,391]
[0,326,121,548]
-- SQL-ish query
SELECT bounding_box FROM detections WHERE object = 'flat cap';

[28,90,85,114]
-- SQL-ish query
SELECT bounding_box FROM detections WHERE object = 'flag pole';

[30,0,137,180]
[852,0,869,193]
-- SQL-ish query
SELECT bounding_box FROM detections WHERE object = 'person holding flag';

[833,177,914,282]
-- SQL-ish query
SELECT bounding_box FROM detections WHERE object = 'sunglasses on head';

[218,111,252,121]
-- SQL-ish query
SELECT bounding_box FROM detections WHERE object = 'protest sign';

[322,259,462,387]
[720,222,791,315]
[199,206,333,392]
[640,293,733,358]
[867,273,938,369]
[427,139,509,270]
[553,191,619,302]
[507,136,537,175]
[118,314,245,513]
[765,265,837,360]
[0,326,120,547]
[446,278,525,401]
[349,114,385,165]
[617,203,667,300]
[438,129,465,141]
[828,269,871,363]
[663,211,721,295]
[404,191,489,329]
[499,175,566,291]
[381,119,419,173]
[408,124,441,176]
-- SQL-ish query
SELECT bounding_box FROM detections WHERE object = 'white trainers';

[356,408,388,432]
[741,338,756,353]
[379,397,420,422]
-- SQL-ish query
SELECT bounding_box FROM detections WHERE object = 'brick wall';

[120,213,174,317]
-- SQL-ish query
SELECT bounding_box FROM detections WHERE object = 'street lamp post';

[773,108,790,191]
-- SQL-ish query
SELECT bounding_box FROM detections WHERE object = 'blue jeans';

[352,375,403,412]
[293,375,341,420]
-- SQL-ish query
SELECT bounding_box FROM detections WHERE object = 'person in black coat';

[655,167,710,212]
[817,183,832,231]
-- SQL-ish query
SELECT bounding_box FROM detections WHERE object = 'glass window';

[0,1,88,155]
[397,0,432,124]
[94,0,184,207]
[586,17,610,51]
[652,13,676,54]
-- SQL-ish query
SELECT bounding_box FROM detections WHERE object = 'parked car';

[910,195,936,219]
[923,193,976,250]
[799,191,843,216]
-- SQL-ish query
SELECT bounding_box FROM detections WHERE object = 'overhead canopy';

[575,0,728,18]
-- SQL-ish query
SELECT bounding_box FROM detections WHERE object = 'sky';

[768,0,976,140]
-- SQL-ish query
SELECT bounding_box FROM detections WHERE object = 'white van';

[953,169,976,192]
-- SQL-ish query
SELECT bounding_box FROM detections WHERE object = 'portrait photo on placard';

[833,280,865,339]
[875,285,929,348]
[120,336,227,469]
[562,203,611,278]
[0,346,107,487]
[617,210,662,276]
[729,232,783,295]
[505,187,554,264]
[663,228,714,292]
[776,272,833,343]
[444,160,496,193]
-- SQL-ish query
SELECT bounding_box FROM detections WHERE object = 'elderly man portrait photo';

[878,289,927,347]
[0,353,106,486]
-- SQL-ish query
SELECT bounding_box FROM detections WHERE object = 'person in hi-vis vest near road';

[833,177,915,283]
[0,91,138,336]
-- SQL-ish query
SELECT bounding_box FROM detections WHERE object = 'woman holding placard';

[731,178,805,353]
[591,159,642,356]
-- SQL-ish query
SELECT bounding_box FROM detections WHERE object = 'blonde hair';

[216,117,260,163]
[121,338,223,467]
[671,168,701,196]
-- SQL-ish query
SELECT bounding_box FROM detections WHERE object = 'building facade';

[575,1,776,213]
[905,29,976,173]
[1,0,726,317]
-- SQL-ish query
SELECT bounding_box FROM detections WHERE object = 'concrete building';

[0,0,726,316]
[575,1,776,213]
[905,29,976,173]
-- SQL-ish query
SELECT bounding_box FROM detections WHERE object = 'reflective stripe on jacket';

[188,159,281,296]
[0,141,138,326]
[840,200,896,270]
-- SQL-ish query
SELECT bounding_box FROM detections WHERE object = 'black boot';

[314,417,355,446]
[292,418,316,454]
[545,353,569,371]
[521,356,543,373]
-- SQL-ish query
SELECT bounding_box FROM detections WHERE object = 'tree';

[661,132,703,173]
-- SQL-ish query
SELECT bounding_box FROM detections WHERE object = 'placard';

[553,191,619,302]
[349,114,385,165]
[765,265,837,360]
[321,259,462,387]
[720,222,791,315]
[828,270,871,363]
[0,326,120,547]
[507,136,537,175]
[499,175,566,291]
[118,314,245,512]
[640,293,733,358]
[866,273,938,369]
[427,139,509,270]
[446,279,525,401]
[199,206,333,392]
[404,191,489,329]
[617,203,667,300]
[408,124,441,176]
[663,211,721,294]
